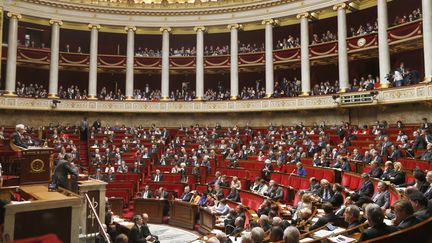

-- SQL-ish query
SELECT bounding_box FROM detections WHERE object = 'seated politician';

[10,124,28,149]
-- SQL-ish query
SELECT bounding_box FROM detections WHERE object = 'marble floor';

[148,223,200,243]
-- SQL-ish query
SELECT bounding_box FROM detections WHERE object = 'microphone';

[290,169,296,175]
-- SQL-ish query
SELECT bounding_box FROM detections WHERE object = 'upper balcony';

[2,20,423,71]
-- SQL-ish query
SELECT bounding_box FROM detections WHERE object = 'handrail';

[85,193,112,243]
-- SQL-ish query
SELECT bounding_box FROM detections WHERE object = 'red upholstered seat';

[290,177,301,190]
[299,177,310,190]
[13,234,62,243]
[342,173,351,188]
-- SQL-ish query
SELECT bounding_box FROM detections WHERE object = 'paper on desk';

[313,229,333,238]
[211,229,223,234]
[328,235,356,243]
[311,217,319,223]
[299,237,314,242]
[384,219,394,226]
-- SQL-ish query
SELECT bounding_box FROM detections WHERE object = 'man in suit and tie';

[152,169,164,182]
[360,203,397,241]
[309,202,338,231]
[343,205,361,231]
[351,149,363,161]
[371,181,390,210]
[420,143,432,161]
[316,179,334,202]
[179,185,193,202]
[10,124,28,149]
[156,187,169,200]
[412,131,426,151]
[53,153,79,188]
[388,145,402,161]
[80,117,89,141]
[393,199,420,229]
[353,173,375,207]
[226,186,241,202]
[379,136,393,157]
[424,171,432,200]
[380,161,395,181]
[138,185,152,199]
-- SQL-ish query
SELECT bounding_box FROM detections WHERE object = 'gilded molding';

[333,3,348,11]
[262,18,279,26]
[296,12,318,21]
[0,84,430,113]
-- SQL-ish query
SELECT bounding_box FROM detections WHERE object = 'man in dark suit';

[212,184,225,200]
[353,173,374,207]
[95,224,111,243]
[230,217,245,236]
[412,131,426,151]
[152,170,164,182]
[309,202,338,231]
[53,153,79,188]
[226,186,240,202]
[371,182,390,210]
[80,117,88,141]
[343,205,361,231]
[156,187,169,200]
[407,191,432,221]
[420,143,432,161]
[388,145,402,161]
[316,179,334,202]
[138,185,152,199]
[10,124,28,149]
[424,171,432,200]
[381,161,395,181]
[350,149,363,161]
[360,203,397,241]
[329,184,344,208]
[393,199,420,229]
[92,119,102,130]
[368,161,383,179]
[179,186,193,202]
[270,184,285,202]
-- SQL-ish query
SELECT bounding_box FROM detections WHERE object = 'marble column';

[334,3,350,92]
[423,0,432,82]
[160,27,171,100]
[228,24,242,100]
[48,19,63,98]
[5,12,21,95]
[262,19,277,98]
[125,26,136,100]
[194,26,205,100]
[88,24,100,100]
[297,13,312,96]
[377,0,391,87]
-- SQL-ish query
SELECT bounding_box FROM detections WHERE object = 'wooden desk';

[3,185,81,243]
[133,198,165,223]
[108,197,124,216]
[199,207,216,235]
[169,200,198,230]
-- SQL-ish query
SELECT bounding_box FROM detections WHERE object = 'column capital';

[160,27,172,33]
[333,2,359,11]
[262,18,279,26]
[88,24,101,30]
[125,26,137,32]
[296,12,318,20]
[7,12,22,19]
[227,23,243,30]
[193,26,206,32]
[49,19,63,26]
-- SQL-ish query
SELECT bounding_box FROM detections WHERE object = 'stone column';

[377,0,391,87]
[228,24,242,100]
[125,26,136,100]
[423,0,432,82]
[48,19,63,98]
[297,13,312,95]
[262,19,277,98]
[160,27,171,100]
[5,12,21,96]
[88,24,100,100]
[194,26,205,100]
[334,3,350,92]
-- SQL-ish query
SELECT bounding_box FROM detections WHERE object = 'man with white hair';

[11,124,28,149]
[283,226,300,243]
[251,227,265,243]
[360,203,397,241]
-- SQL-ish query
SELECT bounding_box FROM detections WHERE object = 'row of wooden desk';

[109,198,218,233]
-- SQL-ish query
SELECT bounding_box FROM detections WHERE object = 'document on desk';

[313,229,333,238]
[328,235,356,243]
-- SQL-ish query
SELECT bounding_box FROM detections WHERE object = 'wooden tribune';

[1,139,54,185]
[199,207,216,235]
[169,200,198,230]
[133,198,165,223]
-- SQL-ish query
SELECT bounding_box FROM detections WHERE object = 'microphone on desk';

[289,169,296,175]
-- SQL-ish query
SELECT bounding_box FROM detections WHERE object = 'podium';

[133,198,165,223]
[77,179,107,236]
[0,139,54,185]
[169,200,198,230]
